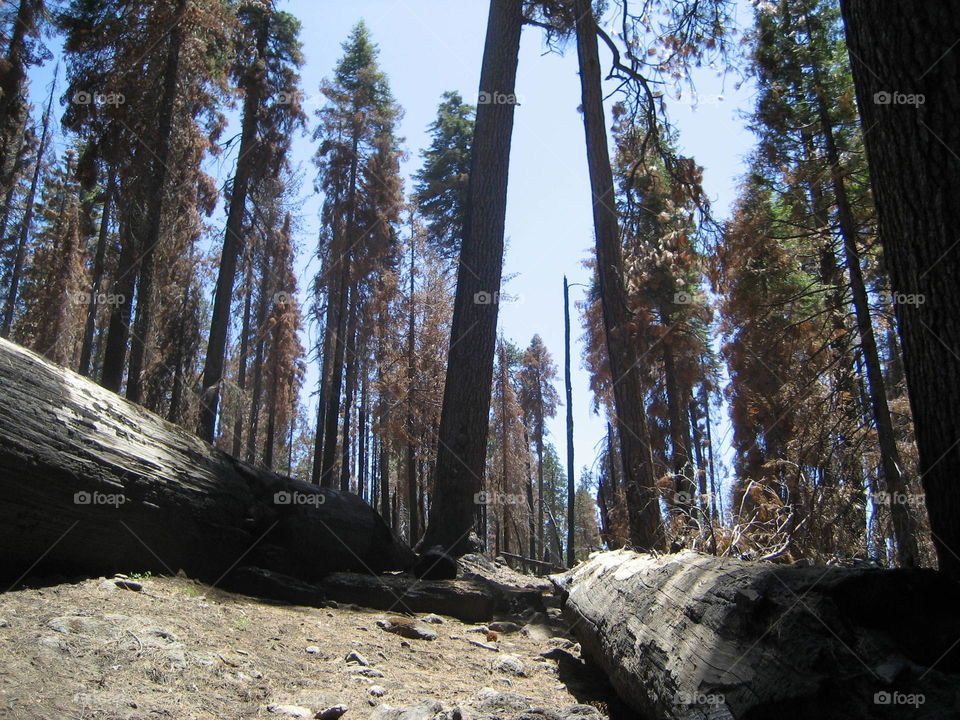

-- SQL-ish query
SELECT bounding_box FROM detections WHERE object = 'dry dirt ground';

[0,573,628,720]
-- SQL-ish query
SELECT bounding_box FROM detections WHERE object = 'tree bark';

[572,0,664,552]
[0,337,415,586]
[419,0,523,556]
[840,0,960,578]
[553,549,960,720]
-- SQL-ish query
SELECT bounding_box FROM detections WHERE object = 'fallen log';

[552,549,960,720]
[320,572,495,623]
[0,338,415,588]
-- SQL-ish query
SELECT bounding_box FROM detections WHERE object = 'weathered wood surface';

[552,549,960,720]
[0,338,415,586]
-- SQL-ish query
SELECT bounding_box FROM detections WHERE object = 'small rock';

[370,701,444,720]
[164,649,187,669]
[488,621,521,634]
[350,667,384,678]
[306,646,322,654]
[114,579,143,592]
[267,704,314,718]
[540,647,577,663]
[554,705,607,719]
[315,706,348,720]
[376,617,436,641]
[493,654,526,677]
[324,601,340,609]
[0,617,8,628]
[466,625,489,634]
[473,689,531,714]
[420,614,445,624]
[546,637,575,649]
[345,649,369,666]
[370,685,387,697]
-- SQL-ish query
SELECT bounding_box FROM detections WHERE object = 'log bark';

[553,549,960,720]
[0,337,415,587]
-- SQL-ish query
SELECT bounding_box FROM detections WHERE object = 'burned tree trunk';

[0,338,415,587]
[553,549,960,720]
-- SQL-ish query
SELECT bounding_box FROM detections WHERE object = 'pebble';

[488,621,521,633]
[305,646,321,654]
[369,685,387,697]
[493,654,526,677]
[345,649,369,666]
[315,706,348,720]
[420,613,445,624]
[266,704,313,718]
[376,618,436,641]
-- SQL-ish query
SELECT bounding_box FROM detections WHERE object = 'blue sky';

[29,0,758,499]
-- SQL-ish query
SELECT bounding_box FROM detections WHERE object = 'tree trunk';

[813,85,919,567]
[339,289,360,492]
[99,207,138,392]
[78,170,115,376]
[0,336,415,587]
[125,0,186,403]
[246,266,272,461]
[319,280,351,486]
[232,260,254,457]
[406,236,419,543]
[553,549,960,720]
[199,11,270,441]
[563,277,576,567]
[0,0,32,193]
[840,0,959,578]
[572,0,664,552]
[1,61,55,338]
[419,0,523,555]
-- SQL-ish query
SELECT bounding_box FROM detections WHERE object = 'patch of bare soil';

[0,573,626,720]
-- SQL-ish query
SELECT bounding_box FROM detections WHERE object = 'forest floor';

[0,570,629,720]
